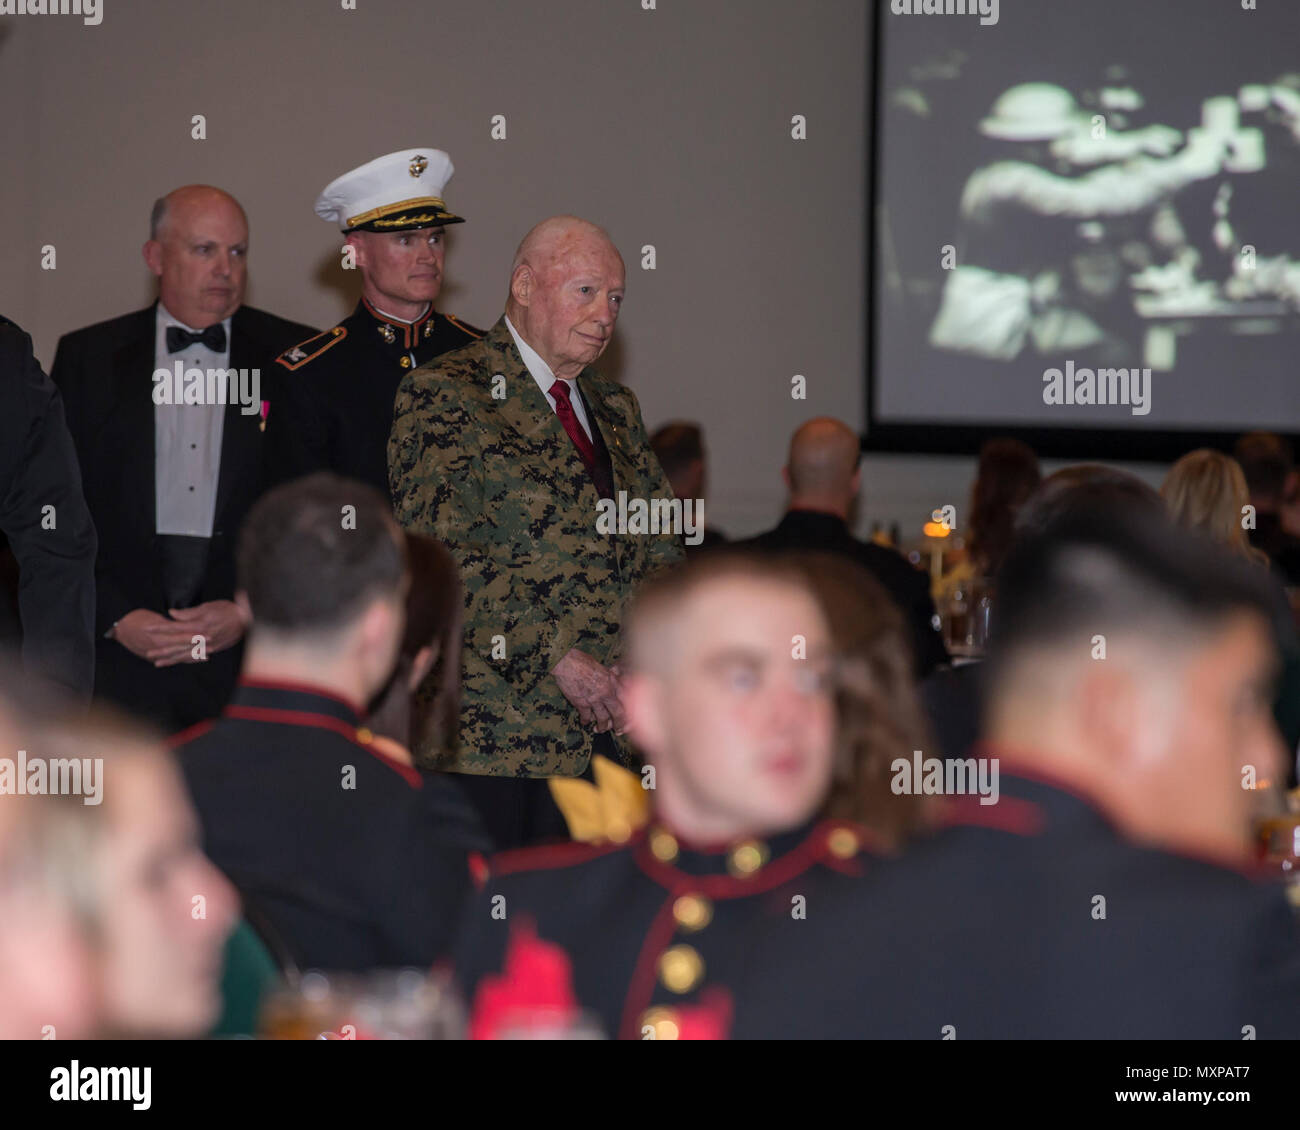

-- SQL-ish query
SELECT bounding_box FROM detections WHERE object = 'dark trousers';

[95,637,241,736]
[93,533,236,735]
[450,734,618,852]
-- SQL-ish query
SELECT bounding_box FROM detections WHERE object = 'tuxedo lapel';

[111,308,159,540]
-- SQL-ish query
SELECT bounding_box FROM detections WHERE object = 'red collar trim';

[487,836,628,879]
[970,742,1127,829]
[365,745,423,789]
[935,794,1046,837]
[361,296,389,323]
[361,297,431,350]
[970,742,1268,875]
[632,820,851,895]
[167,717,216,750]
[221,704,422,789]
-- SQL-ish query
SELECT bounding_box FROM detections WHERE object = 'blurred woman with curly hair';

[790,552,936,847]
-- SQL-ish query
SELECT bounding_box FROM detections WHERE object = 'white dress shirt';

[154,303,230,537]
[504,315,593,442]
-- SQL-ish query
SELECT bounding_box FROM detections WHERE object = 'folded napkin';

[548,755,651,844]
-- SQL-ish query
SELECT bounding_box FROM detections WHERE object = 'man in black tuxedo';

[51,186,314,732]
[0,317,97,699]
[743,416,948,678]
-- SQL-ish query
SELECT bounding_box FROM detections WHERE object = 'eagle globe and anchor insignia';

[409,154,428,177]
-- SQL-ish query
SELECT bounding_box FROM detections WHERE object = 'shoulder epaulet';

[276,325,347,370]
[443,313,485,340]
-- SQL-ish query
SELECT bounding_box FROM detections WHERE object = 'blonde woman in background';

[1162,449,1300,788]
[1161,449,1269,565]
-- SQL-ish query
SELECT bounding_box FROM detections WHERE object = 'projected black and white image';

[873,0,1300,435]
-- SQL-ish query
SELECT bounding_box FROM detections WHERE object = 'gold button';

[727,838,768,877]
[400,356,412,368]
[355,727,373,744]
[658,945,704,994]
[649,828,678,863]
[672,894,713,933]
[827,827,859,859]
[639,1008,680,1040]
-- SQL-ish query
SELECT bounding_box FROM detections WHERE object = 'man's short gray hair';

[149,197,169,242]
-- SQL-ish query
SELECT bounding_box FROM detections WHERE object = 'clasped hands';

[112,601,248,667]
[552,647,626,734]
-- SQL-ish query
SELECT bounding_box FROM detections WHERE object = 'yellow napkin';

[548,755,651,844]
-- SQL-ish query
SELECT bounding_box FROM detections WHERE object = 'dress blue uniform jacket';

[452,817,873,1039]
[175,679,489,973]
[729,763,1300,1039]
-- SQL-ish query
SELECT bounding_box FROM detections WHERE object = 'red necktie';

[549,380,598,468]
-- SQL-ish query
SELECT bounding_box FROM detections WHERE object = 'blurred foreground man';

[175,474,485,971]
[52,186,315,731]
[732,509,1300,1038]
[0,698,98,1039]
[268,148,483,495]
[0,698,237,1038]
[391,216,681,848]
[452,553,872,1039]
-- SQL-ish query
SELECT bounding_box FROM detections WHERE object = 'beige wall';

[0,0,1165,538]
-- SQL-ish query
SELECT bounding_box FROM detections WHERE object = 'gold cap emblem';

[409,154,428,177]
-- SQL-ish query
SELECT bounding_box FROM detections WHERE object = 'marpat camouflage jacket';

[389,316,683,777]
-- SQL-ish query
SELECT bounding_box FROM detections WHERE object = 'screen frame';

[861,2,1300,462]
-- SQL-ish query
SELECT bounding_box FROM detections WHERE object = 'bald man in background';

[391,215,682,848]
[52,186,315,732]
[744,417,947,678]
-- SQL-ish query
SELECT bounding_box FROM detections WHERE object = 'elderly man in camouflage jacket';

[389,216,683,847]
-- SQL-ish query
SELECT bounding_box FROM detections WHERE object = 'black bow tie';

[166,324,227,353]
